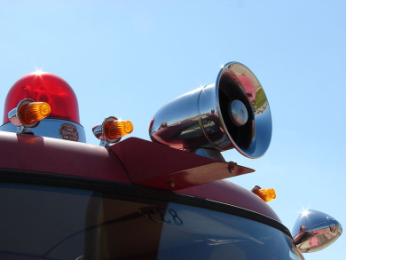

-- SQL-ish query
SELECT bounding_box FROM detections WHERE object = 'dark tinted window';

[0,182,301,259]
[158,203,302,259]
[0,183,92,259]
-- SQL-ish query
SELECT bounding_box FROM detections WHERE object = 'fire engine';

[0,61,342,259]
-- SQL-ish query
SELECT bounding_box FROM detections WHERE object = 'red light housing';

[3,71,80,124]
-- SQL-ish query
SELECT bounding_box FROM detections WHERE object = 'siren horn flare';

[149,62,272,159]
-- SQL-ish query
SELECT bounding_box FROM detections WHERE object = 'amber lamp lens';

[104,120,133,140]
[254,188,276,202]
[18,102,51,126]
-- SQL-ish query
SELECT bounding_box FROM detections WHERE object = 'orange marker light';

[104,119,133,141]
[18,101,51,126]
[93,116,134,146]
[252,186,276,202]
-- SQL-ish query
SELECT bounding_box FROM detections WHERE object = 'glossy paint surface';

[3,72,80,124]
[0,132,280,221]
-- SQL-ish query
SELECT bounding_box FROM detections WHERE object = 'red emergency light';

[0,70,86,142]
[3,70,80,124]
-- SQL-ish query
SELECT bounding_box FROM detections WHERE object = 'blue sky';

[0,0,345,259]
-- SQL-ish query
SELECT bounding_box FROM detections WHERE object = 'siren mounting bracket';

[109,137,254,190]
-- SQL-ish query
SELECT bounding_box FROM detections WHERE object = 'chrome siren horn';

[149,62,272,160]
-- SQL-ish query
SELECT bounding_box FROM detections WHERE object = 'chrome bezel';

[214,61,272,159]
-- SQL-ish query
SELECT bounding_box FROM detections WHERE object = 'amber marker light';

[18,101,51,126]
[104,119,133,141]
[93,116,134,146]
[252,185,277,202]
[8,98,52,132]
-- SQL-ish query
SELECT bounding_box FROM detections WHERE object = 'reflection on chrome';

[149,61,272,159]
[292,209,342,253]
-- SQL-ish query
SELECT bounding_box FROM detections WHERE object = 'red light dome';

[3,71,80,124]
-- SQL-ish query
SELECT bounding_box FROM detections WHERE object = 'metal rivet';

[227,161,237,173]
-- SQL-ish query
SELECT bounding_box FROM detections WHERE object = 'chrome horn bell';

[292,209,343,253]
[149,62,272,160]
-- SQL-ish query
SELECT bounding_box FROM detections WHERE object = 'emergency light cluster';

[0,65,345,255]
[0,64,278,204]
[0,70,133,145]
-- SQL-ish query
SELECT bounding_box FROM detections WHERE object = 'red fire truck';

[0,62,342,259]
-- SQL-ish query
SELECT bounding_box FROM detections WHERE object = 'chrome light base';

[0,118,86,142]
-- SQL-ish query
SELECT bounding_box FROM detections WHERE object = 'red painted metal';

[0,131,129,184]
[0,132,279,221]
[3,72,80,124]
[109,137,254,189]
[175,180,281,221]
